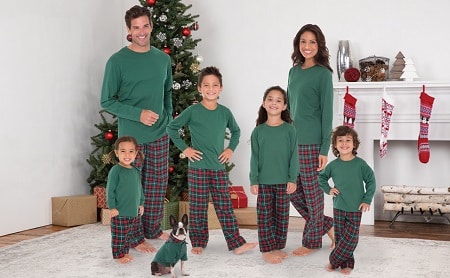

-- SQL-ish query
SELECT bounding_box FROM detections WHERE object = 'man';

[101,5,173,252]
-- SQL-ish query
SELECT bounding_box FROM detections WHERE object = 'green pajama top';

[107,164,144,217]
[287,64,333,155]
[318,156,376,212]
[249,122,299,185]
[166,103,240,170]
[100,46,173,144]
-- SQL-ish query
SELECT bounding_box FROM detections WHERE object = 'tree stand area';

[381,185,450,227]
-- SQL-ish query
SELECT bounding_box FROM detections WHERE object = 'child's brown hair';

[331,125,360,157]
[109,136,144,164]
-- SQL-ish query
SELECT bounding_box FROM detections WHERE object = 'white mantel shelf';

[334,81,450,89]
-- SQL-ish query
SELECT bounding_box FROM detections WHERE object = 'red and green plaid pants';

[188,168,246,251]
[110,216,144,259]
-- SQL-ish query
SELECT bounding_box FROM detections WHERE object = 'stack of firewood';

[381,185,450,213]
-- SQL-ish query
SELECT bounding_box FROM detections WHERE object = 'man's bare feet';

[340,268,352,275]
[326,263,334,272]
[191,247,203,255]
[291,246,317,256]
[327,227,335,250]
[158,232,170,241]
[233,242,258,255]
[262,252,282,264]
[134,241,156,253]
[116,254,134,264]
[272,250,288,259]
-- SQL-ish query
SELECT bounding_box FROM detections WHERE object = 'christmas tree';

[87,0,203,200]
[86,110,118,192]
[389,51,405,81]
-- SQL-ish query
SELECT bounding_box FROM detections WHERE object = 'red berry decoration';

[344,67,361,82]
[182,27,191,37]
[146,0,156,6]
[126,34,132,42]
[168,166,175,173]
[105,130,114,141]
[163,46,171,54]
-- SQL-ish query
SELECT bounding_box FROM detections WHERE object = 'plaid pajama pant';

[256,184,290,253]
[329,208,362,270]
[136,135,169,239]
[110,216,144,259]
[188,168,246,251]
[290,144,334,249]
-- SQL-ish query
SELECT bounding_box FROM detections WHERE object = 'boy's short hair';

[198,66,223,86]
[125,5,152,29]
[331,125,360,157]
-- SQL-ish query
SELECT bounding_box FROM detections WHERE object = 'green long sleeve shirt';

[287,65,333,155]
[106,164,144,217]
[319,156,376,212]
[100,46,173,144]
[166,103,240,170]
[249,122,299,185]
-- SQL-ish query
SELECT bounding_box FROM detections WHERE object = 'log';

[383,202,450,213]
[381,185,450,195]
[383,193,450,204]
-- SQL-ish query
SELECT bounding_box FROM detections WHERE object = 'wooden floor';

[1,217,449,248]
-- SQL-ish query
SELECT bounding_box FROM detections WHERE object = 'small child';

[318,125,376,275]
[166,66,257,255]
[107,136,154,264]
[249,86,299,264]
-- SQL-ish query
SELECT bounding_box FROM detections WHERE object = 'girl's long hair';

[256,86,293,126]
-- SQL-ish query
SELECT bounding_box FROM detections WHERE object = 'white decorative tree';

[400,58,419,81]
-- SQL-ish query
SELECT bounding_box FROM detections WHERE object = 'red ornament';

[105,130,114,141]
[344,67,361,82]
[126,34,132,42]
[181,27,191,37]
[146,0,156,6]
[163,46,171,54]
[168,166,175,173]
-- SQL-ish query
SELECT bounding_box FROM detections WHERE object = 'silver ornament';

[195,55,204,63]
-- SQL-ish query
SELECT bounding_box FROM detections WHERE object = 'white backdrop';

[1,0,449,235]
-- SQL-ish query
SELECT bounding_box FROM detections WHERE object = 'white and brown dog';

[151,214,189,277]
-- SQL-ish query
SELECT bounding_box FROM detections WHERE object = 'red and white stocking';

[418,88,435,164]
[380,91,394,158]
[343,87,357,129]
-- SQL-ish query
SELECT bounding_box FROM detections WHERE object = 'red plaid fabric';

[188,168,246,251]
[329,208,362,270]
[110,216,144,259]
[256,184,290,252]
[135,135,169,239]
[290,144,333,249]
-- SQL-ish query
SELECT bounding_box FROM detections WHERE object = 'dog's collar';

[168,234,187,244]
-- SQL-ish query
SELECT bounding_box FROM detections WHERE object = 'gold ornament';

[190,62,200,73]
[101,153,112,165]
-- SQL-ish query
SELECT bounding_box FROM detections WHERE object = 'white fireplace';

[332,81,450,225]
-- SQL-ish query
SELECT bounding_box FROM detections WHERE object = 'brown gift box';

[178,201,221,229]
[101,208,111,225]
[52,195,97,226]
[93,186,107,209]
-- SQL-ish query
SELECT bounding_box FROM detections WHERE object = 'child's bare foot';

[340,268,352,275]
[272,250,288,259]
[191,247,203,255]
[291,246,317,256]
[233,242,258,255]
[262,252,282,264]
[326,264,334,272]
[158,232,170,241]
[134,241,156,253]
[327,227,335,250]
[116,254,133,264]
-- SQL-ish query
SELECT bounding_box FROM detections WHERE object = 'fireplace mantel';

[330,81,450,225]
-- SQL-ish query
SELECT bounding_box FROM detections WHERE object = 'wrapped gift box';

[101,208,111,225]
[52,195,97,226]
[234,207,257,227]
[93,186,107,209]
[229,186,248,209]
[178,201,221,229]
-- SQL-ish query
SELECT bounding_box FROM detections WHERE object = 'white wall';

[2,0,449,235]
[0,1,126,236]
